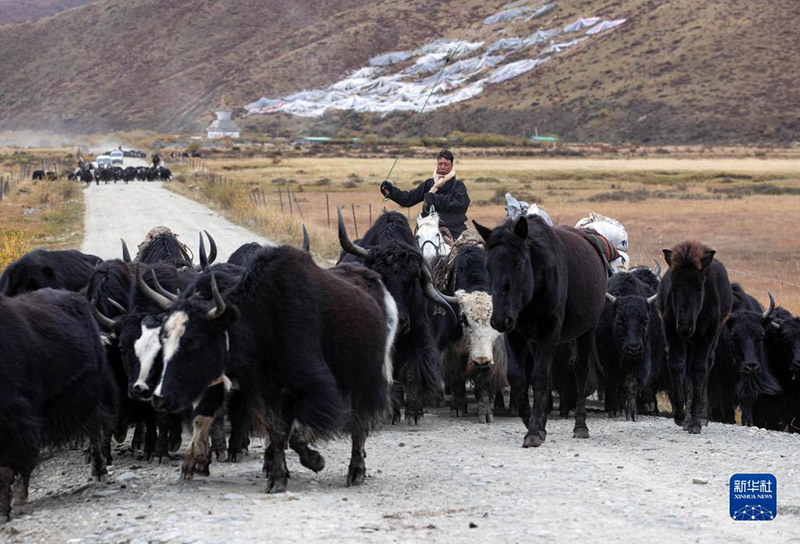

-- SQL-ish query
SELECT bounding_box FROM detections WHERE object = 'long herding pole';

[381,45,461,197]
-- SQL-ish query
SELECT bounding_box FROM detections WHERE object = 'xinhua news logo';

[730,473,777,521]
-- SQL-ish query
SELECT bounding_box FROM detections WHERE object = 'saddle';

[578,228,619,277]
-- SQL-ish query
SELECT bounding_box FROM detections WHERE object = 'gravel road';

[80,182,271,260]
[3,181,796,543]
[1,410,798,543]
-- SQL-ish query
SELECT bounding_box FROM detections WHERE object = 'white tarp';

[564,17,600,32]
[487,37,525,54]
[487,59,543,84]
[483,2,554,25]
[586,19,626,35]
[524,28,560,45]
[543,38,587,54]
[369,51,412,66]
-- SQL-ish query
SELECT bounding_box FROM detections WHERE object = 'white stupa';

[207,94,240,139]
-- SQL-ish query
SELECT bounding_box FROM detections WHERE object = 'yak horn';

[763,290,776,320]
[107,297,128,315]
[420,262,457,324]
[647,294,658,305]
[302,224,310,252]
[198,232,207,269]
[205,230,217,265]
[440,292,459,306]
[652,258,661,278]
[121,238,132,263]
[92,298,119,330]
[337,207,369,259]
[605,292,617,304]
[207,273,227,319]
[150,269,178,301]
[136,264,173,311]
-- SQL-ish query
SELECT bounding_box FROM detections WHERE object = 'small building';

[207,95,240,139]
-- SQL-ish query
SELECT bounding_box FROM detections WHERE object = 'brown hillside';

[0,0,797,144]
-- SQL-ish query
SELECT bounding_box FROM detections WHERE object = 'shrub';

[0,230,31,272]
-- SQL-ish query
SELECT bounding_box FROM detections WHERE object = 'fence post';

[368,203,372,225]
[326,193,331,229]
[351,203,359,239]
[288,188,293,215]
[291,190,304,220]
[278,187,284,213]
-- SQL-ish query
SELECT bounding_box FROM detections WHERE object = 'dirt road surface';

[3,181,796,543]
[80,182,271,260]
[2,409,798,543]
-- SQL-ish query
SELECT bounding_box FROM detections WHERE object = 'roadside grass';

[0,178,84,272]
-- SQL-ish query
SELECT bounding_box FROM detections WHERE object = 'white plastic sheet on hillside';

[487,59,543,84]
[586,19,626,35]
[483,7,528,25]
[483,2,554,25]
[244,97,282,112]
[563,17,600,33]
[369,51,413,66]
[413,39,484,58]
[524,28,560,45]
[542,38,587,54]
[487,37,525,54]
[349,66,384,79]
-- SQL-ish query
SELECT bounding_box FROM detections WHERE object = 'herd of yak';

[1,209,799,522]
[32,165,173,184]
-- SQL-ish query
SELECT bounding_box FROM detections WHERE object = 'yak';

[0,289,117,521]
[0,248,102,296]
[657,240,733,434]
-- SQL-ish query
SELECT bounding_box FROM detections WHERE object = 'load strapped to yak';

[504,194,630,273]
[574,212,629,272]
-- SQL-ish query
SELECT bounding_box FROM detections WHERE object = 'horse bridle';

[420,236,442,253]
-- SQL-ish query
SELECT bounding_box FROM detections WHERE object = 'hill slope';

[0,0,797,144]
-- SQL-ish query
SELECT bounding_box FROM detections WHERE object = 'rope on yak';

[382,44,461,200]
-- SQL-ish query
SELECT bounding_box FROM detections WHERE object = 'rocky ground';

[1,408,798,544]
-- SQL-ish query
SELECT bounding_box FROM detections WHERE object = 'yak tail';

[281,351,343,438]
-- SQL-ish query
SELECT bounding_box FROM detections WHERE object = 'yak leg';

[450,352,468,418]
[265,430,288,493]
[474,369,494,424]
[131,420,145,452]
[11,470,29,509]
[0,467,13,522]
[181,416,213,480]
[210,411,227,461]
[89,438,109,483]
[404,381,424,425]
[524,339,555,448]
[665,333,688,427]
[227,391,250,462]
[182,383,227,478]
[572,333,593,438]
[390,383,404,425]
[347,427,368,487]
[289,423,325,473]
[685,338,715,434]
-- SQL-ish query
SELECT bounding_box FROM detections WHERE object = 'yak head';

[663,242,716,339]
[474,217,534,333]
[605,292,657,362]
[769,310,800,381]
[151,272,238,414]
[448,290,501,368]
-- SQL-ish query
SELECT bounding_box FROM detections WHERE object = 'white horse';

[416,209,451,267]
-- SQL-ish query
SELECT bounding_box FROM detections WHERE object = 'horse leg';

[572,332,594,438]
[523,339,554,448]
[506,332,531,425]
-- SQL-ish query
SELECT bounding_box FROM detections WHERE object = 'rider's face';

[436,158,453,176]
